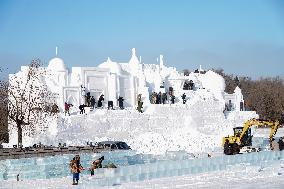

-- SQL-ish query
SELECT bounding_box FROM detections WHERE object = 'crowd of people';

[69,155,116,185]
[64,93,109,116]
[149,91,187,105]
[63,85,193,116]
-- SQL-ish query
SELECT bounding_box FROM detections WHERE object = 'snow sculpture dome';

[200,70,225,92]
[98,57,122,75]
[47,57,66,71]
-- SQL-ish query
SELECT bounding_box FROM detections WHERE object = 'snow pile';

[28,94,256,155]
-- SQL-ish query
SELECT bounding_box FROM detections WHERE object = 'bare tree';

[213,68,284,122]
[0,68,8,144]
[182,69,190,76]
[8,59,56,146]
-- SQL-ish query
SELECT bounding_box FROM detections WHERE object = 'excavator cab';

[233,127,252,147]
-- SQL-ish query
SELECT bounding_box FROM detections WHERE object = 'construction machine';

[222,119,280,155]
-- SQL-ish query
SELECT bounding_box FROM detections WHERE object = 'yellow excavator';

[222,119,280,155]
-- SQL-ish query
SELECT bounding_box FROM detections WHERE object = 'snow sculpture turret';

[47,57,66,72]
[159,55,164,68]
[99,57,122,75]
[234,86,244,111]
[47,47,67,86]
[47,47,66,72]
[199,70,225,101]
[129,48,140,76]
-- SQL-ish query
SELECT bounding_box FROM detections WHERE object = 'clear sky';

[0,0,283,78]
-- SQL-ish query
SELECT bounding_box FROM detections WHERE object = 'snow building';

[7,48,259,149]
[224,86,245,111]
[12,48,246,112]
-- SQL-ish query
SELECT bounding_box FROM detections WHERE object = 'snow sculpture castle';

[15,48,244,112]
[7,48,255,149]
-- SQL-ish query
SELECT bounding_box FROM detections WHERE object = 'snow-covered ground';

[1,159,284,189]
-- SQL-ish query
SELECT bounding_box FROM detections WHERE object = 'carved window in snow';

[87,76,106,90]
[119,77,132,106]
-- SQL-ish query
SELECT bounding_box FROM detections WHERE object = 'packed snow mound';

[200,70,225,92]
[197,70,225,102]
[27,98,257,155]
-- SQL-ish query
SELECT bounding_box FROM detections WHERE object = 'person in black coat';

[90,96,96,109]
[79,105,86,114]
[117,96,124,109]
[97,94,104,108]
[279,137,284,151]
[162,93,167,104]
[170,95,175,104]
[181,93,186,104]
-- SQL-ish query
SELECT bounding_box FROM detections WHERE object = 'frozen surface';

[1,150,284,189]
[1,147,284,186]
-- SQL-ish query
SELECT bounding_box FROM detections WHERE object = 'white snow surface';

[7,59,258,156]
[24,94,257,155]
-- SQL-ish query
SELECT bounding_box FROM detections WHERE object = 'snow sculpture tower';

[234,86,245,111]
[47,47,68,108]
[47,47,67,86]
[159,55,164,68]
[129,48,140,76]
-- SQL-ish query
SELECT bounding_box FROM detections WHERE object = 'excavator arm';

[239,119,279,143]
[268,120,280,142]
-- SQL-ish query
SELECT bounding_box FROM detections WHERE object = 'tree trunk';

[17,124,22,147]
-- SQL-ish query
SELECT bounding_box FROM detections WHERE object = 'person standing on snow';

[64,102,71,116]
[162,93,167,104]
[117,96,124,109]
[137,94,142,105]
[271,138,280,151]
[278,137,284,151]
[90,96,96,110]
[70,155,84,185]
[79,104,86,114]
[136,94,143,113]
[170,94,175,104]
[181,93,186,104]
[98,94,104,108]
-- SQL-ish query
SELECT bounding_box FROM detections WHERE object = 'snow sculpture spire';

[107,57,112,63]
[129,48,139,64]
[234,86,242,94]
[159,55,164,68]
[56,46,58,56]
[129,48,140,75]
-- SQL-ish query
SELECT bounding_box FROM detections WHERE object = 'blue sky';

[0,0,283,78]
